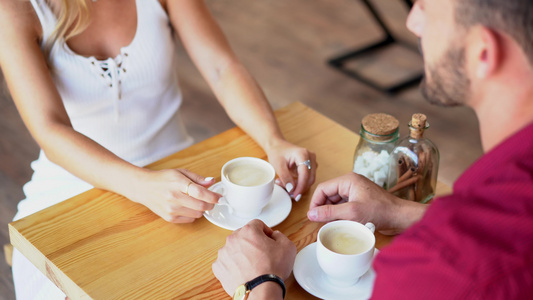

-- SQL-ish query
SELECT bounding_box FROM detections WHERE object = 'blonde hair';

[43,0,91,60]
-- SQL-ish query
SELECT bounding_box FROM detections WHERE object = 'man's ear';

[470,26,501,79]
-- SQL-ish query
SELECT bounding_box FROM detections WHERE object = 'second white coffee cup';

[316,220,376,287]
[214,157,276,218]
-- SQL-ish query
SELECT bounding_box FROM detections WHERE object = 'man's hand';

[307,173,427,233]
[212,220,296,297]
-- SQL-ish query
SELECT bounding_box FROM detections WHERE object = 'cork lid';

[410,113,427,129]
[362,113,399,136]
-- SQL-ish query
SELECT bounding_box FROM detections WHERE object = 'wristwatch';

[233,274,286,300]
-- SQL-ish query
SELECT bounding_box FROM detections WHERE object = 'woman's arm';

[0,0,219,223]
[166,0,317,198]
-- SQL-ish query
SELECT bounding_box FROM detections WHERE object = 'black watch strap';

[245,274,286,299]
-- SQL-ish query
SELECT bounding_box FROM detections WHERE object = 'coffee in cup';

[320,226,373,255]
[215,157,275,218]
[316,220,376,286]
[224,160,273,187]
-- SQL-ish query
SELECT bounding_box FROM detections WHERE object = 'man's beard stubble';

[420,44,471,107]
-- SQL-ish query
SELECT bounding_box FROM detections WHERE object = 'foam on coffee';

[225,161,272,187]
[321,227,372,255]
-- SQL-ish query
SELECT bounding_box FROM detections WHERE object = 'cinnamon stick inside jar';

[388,175,421,193]
[397,167,416,184]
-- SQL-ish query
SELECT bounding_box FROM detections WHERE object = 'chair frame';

[327,0,422,94]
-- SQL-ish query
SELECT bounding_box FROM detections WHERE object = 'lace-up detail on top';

[89,55,127,121]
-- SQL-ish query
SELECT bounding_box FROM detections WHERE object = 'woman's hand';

[265,139,317,201]
[126,168,221,223]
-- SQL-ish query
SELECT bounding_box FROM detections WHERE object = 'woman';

[0,0,316,298]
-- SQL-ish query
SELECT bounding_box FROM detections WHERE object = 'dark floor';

[0,0,483,299]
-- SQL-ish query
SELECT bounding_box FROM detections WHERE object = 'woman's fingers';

[292,151,317,201]
[272,160,296,195]
[178,168,216,187]
[173,193,216,212]
[179,180,221,204]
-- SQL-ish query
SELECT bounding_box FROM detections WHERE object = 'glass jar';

[387,114,439,203]
[353,113,399,189]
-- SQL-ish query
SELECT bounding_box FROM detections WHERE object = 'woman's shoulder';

[0,0,42,45]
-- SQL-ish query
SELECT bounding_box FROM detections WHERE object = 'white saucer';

[293,243,377,300]
[203,183,292,231]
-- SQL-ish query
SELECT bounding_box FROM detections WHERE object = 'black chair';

[328,0,422,94]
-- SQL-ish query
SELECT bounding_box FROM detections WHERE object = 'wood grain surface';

[9,102,451,299]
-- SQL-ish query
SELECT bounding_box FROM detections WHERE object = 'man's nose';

[406,3,424,37]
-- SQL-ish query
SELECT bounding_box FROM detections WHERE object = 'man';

[212,0,533,299]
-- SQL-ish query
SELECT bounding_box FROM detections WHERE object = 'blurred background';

[0,1,482,298]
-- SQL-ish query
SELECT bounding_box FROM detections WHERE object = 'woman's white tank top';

[15,0,193,220]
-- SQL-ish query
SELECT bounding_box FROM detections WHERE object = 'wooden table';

[9,102,451,299]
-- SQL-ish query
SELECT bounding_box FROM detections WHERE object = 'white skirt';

[12,249,66,300]
[14,151,93,221]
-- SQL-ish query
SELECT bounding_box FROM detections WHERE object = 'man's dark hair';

[454,0,533,63]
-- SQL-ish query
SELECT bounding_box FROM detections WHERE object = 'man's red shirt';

[372,122,533,299]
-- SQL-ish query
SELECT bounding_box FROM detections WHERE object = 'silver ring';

[185,181,193,196]
[297,160,312,170]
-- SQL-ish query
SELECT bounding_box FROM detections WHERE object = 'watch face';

[233,284,248,300]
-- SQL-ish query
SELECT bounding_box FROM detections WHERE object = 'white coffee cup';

[316,220,376,287]
[213,157,276,218]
